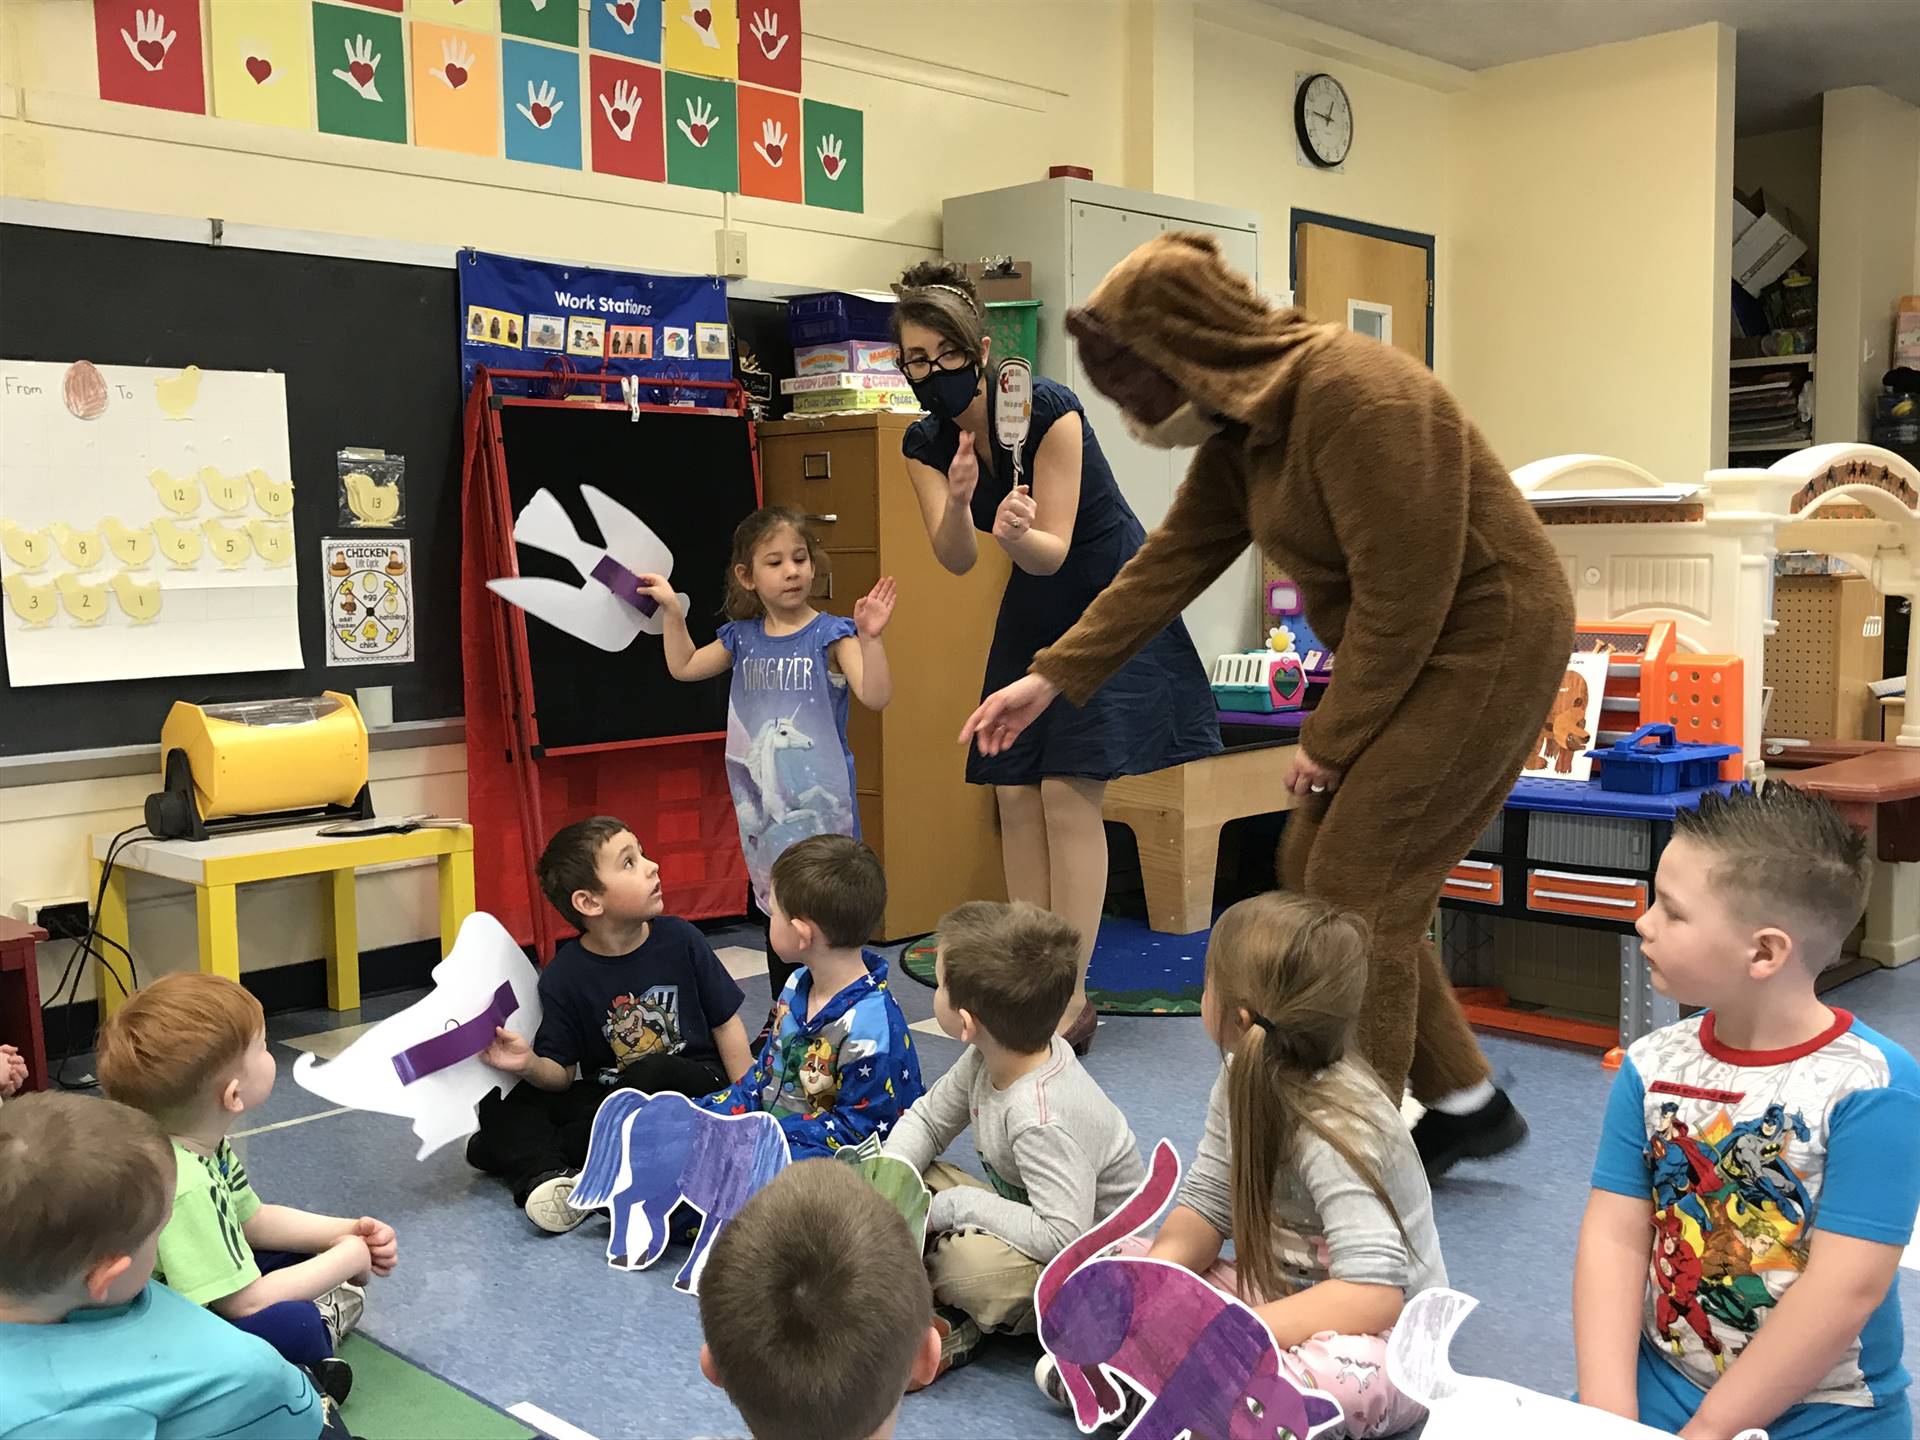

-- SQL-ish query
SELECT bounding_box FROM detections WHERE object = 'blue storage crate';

[1584,723,1740,796]
[788,292,896,348]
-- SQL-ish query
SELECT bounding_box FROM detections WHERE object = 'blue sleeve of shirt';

[530,956,586,1070]
[700,974,796,1114]
[716,621,738,654]
[1589,1056,1652,1198]
[779,991,925,1158]
[1819,1082,1920,1245]
[901,416,951,471]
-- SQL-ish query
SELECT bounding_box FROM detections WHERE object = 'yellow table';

[90,822,476,1015]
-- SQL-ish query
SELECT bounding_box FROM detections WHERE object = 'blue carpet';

[902,914,1210,1015]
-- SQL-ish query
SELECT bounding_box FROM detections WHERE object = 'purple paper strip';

[589,554,660,617]
[390,981,519,1085]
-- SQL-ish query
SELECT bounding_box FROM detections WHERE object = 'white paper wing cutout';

[1388,1290,1770,1440]
[292,911,542,1160]
[489,487,689,648]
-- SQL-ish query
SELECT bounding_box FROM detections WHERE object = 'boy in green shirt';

[98,972,399,1405]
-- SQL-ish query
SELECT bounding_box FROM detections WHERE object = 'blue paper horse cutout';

[567,1089,791,1293]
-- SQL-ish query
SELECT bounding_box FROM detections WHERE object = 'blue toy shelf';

[1584,723,1741,796]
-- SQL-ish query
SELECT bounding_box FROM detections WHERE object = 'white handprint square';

[122,8,177,72]
[599,78,644,143]
[676,94,718,148]
[432,37,476,90]
[332,34,384,101]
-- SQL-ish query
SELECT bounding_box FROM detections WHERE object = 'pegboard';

[1764,575,1884,739]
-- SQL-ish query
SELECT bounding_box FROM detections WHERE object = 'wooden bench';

[1785,746,1920,967]
[1103,740,1304,935]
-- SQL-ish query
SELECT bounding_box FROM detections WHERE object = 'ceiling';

[1261,0,1920,133]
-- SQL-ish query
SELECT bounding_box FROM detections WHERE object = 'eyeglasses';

[899,346,974,382]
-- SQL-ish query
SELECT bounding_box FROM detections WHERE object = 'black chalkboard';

[493,403,757,752]
[0,223,463,757]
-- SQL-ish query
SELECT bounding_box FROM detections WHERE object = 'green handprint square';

[803,99,862,213]
[664,72,738,194]
[503,0,579,47]
[314,3,408,144]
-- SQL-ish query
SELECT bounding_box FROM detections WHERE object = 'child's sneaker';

[906,1305,982,1391]
[307,1357,354,1407]
[315,1281,365,1351]
[523,1170,588,1233]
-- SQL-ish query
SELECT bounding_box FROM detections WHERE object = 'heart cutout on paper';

[690,121,709,144]
[1271,658,1307,706]
[611,106,632,131]
[531,102,552,126]
[137,39,166,66]
[615,0,636,22]
[822,154,841,177]
[694,7,712,29]
[765,143,782,164]
[349,59,374,87]
[444,63,467,87]
[245,55,272,84]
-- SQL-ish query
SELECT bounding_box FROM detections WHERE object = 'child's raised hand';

[853,576,897,638]
[482,1025,532,1074]
[355,1216,398,1276]
[630,573,684,617]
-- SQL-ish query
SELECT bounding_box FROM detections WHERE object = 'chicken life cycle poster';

[322,538,415,667]
[0,359,301,687]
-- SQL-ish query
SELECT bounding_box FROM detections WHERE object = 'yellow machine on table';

[93,695,475,1016]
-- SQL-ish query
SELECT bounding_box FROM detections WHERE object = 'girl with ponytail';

[1144,893,1448,1437]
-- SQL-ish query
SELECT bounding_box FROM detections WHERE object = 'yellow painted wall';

[1192,0,1458,372]
[1735,125,1822,271]
[1445,24,1735,483]
[1815,86,1920,442]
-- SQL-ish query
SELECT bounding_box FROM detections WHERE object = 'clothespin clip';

[621,373,641,422]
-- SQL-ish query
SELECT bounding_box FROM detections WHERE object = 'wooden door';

[1295,220,1429,365]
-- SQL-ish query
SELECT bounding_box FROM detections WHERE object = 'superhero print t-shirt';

[1592,1009,1920,1427]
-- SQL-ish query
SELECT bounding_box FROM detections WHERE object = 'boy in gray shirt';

[883,902,1143,1384]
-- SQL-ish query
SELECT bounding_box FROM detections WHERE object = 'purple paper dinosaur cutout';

[1036,1139,1344,1440]
[566,1089,790,1293]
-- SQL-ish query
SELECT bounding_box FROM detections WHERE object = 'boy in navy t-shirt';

[469,816,755,1232]
[1575,785,1920,1440]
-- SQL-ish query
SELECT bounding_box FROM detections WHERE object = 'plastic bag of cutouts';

[338,450,406,529]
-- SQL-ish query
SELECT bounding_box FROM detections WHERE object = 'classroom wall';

[1734,124,1822,272]
[1814,86,1920,443]
[1191,0,1461,373]
[1444,23,1735,484]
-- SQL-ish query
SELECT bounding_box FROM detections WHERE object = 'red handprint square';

[95,0,206,113]
[737,85,801,204]
[737,0,799,93]
[589,55,665,184]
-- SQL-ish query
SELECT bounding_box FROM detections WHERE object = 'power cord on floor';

[39,824,148,1090]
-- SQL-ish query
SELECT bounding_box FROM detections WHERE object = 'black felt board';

[0,223,463,757]
[492,403,759,752]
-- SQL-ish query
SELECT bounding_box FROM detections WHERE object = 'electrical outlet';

[716,228,748,279]
[31,900,91,939]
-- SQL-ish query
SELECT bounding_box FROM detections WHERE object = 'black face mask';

[909,362,980,421]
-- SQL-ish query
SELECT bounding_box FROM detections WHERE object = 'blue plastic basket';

[1585,723,1741,795]
[787,292,896,348]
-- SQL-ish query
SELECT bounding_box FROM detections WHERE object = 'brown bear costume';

[1028,233,1575,1109]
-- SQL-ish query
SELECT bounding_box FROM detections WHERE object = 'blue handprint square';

[590,0,663,63]
[503,38,582,169]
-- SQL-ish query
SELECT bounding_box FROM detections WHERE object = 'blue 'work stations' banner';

[458,248,732,401]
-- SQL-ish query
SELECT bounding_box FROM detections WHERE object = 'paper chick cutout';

[1386,1289,1771,1440]
[292,911,542,1159]
[567,1089,790,1293]
[1037,1140,1343,1440]
[486,486,690,653]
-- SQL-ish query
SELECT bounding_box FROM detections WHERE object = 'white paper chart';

[0,359,302,687]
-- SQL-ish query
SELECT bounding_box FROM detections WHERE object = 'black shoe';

[308,1358,354,1407]
[1412,1087,1529,1179]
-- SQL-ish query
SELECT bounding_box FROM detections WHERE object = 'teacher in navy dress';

[892,261,1220,1053]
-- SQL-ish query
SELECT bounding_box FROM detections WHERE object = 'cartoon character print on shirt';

[601,987,683,1082]
[797,1035,841,1110]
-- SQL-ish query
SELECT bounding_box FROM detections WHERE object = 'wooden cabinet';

[759,413,1010,938]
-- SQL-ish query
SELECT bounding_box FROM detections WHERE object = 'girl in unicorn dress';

[640,507,896,1019]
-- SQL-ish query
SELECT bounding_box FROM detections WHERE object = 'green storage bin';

[986,300,1041,369]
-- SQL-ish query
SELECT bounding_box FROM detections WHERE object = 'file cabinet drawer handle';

[803,453,831,480]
